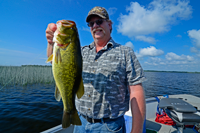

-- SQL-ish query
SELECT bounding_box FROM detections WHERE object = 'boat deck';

[146,94,200,133]
[146,118,196,133]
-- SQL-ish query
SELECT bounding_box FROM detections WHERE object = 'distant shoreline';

[144,70,200,74]
[0,65,199,74]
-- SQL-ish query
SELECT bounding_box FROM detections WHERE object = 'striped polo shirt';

[75,38,146,119]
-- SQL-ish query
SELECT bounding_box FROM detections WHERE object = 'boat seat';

[159,98,200,133]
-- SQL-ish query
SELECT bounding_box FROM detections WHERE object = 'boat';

[41,94,200,133]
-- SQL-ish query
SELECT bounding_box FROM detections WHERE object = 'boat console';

[159,98,200,133]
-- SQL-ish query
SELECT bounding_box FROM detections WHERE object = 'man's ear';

[108,21,112,32]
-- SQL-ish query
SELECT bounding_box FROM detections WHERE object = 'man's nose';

[92,22,99,28]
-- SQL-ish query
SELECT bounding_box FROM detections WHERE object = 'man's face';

[89,16,112,40]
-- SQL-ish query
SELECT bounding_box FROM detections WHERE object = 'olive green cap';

[86,6,109,22]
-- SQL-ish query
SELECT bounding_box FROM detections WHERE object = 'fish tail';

[62,110,82,128]
[71,110,82,125]
[62,111,71,128]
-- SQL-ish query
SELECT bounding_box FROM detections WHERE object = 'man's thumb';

[50,23,57,32]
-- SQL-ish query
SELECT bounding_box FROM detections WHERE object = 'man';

[46,6,146,133]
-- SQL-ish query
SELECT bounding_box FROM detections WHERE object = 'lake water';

[0,72,200,133]
[143,72,200,98]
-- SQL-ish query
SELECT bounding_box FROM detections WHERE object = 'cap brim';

[86,14,106,22]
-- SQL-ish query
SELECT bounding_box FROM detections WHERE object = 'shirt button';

[95,59,97,61]
[88,108,90,110]
[88,94,91,97]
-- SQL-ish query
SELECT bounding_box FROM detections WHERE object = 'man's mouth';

[93,28,105,34]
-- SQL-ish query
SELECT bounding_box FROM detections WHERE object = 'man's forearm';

[129,84,146,133]
[47,43,54,57]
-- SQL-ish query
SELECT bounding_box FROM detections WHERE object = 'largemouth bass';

[46,20,84,128]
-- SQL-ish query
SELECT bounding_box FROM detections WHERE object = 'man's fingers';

[47,35,53,41]
[46,29,54,35]
[46,31,54,43]
[49,23,57,32]
[46,23,57,44]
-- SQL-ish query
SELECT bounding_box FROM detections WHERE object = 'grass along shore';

[1,65,199,86]
[0,65,54,86]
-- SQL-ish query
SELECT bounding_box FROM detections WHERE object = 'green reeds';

[0,65,54,86]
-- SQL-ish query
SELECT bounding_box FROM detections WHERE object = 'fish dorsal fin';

[55,85,61,101]
[76,77,84,99]
[46,54,53,63]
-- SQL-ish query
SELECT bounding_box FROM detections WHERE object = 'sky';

[0,0,200,72]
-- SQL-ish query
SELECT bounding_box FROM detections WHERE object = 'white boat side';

[41,94,200,133]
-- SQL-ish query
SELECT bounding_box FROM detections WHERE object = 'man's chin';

[94,36,103,39]
[93,34,104,39]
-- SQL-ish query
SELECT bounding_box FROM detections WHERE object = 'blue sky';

[0,0,200,72]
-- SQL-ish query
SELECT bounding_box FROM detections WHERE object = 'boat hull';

[41,94,200,133]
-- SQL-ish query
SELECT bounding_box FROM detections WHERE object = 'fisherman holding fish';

[46,6,146,133]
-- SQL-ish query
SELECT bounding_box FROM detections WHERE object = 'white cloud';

[82,27,90,32]
[150,57,162,62]
[190,47,198,53]
[125,41,134,49]
[190,47,200,58]
[117,0,192,43]
[108,7,117,16]
[165,52,194,61]
[0,48,34,56]
[144,57,166,66]
[135,36,157,44]
[0,48,47,66]
[197,53,200,57]
[188,29,200,48]
[136,46,164,58]
[150,57,167,65]
[143,53,196,70]
[141,52,199,72]
[176,35,182,38]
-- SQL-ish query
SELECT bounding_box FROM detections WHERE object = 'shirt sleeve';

[125,47,146,86]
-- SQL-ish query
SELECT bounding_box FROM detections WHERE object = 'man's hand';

[46,23,57,57]
[46,23,57,44]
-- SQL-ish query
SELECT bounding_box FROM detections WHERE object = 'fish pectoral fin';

[55,49,58,64]
[76,77,84,99]
[57,48,62,63]
[55,48,62,64]
[46,54,53,63]
[55,85,61,101]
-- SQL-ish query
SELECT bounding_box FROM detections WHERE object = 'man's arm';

[47,43,54,57]
[129,83,146,133]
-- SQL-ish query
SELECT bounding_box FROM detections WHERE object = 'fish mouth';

[57,20,75,28]
[53,20,76,48]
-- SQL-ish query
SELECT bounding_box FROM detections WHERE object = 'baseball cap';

[86,6,109,22]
